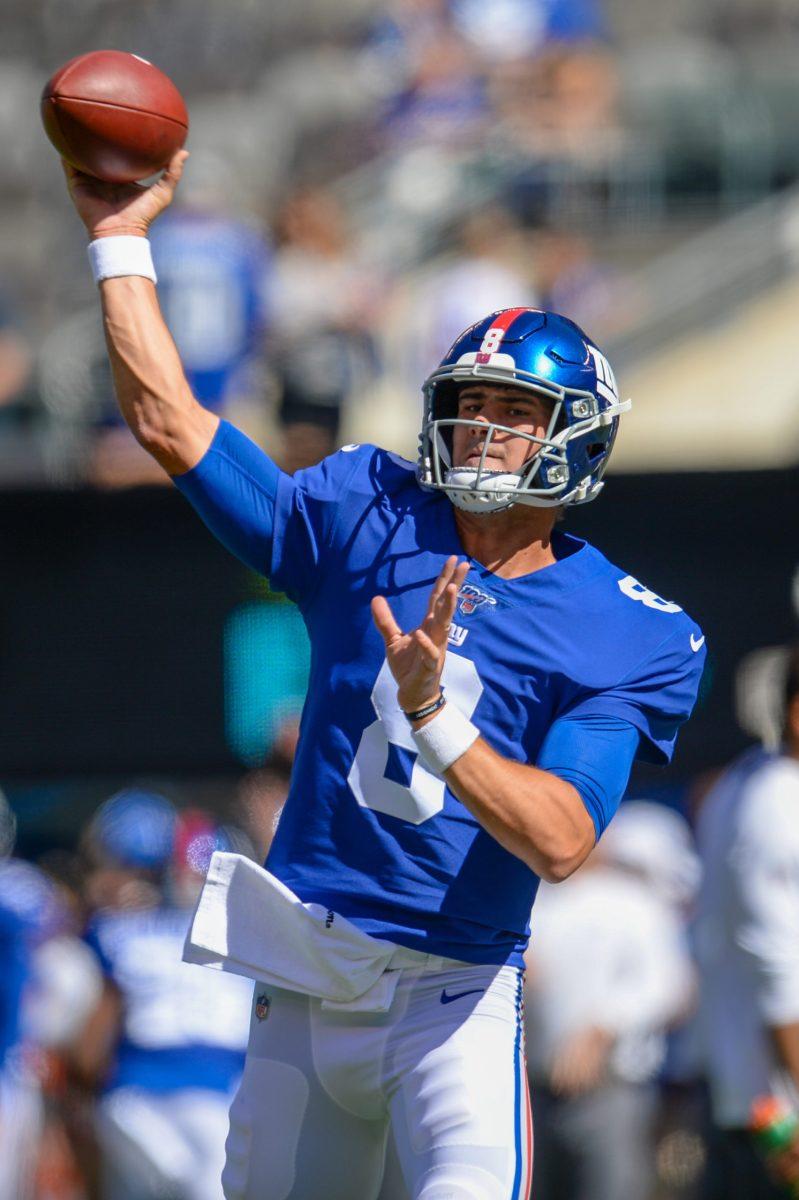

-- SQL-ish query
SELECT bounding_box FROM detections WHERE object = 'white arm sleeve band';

[411,702,479,775]
[88,236,157,285]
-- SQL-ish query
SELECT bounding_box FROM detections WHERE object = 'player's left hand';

[371,555,469,715]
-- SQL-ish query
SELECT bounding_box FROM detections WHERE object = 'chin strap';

[444,468,521,513]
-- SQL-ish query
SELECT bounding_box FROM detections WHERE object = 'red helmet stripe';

[489,307,534,336]
[474,308,534,363]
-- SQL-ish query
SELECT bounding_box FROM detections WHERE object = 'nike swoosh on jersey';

[440,988,485,1005]
[690,634,705,652]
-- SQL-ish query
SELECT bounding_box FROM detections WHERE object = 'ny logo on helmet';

[458,584,498,616]
[587,346,619,405]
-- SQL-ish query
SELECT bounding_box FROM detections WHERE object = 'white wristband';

[411,702,479,775]
[88,236,157,285]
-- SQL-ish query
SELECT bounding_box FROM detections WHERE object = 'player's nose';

[467,413,490,432]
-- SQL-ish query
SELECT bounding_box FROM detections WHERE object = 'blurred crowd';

[0,0,624,485]
[3,0,799,483]
[3,648,799,1200]
[0,749,293,1200]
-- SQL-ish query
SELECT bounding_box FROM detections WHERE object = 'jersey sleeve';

[172,422,372,606]
[562,626,706,765]
[536,713,640,839]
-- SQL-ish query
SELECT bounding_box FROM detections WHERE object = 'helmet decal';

[586,344,619,405]
[474,307,530,363]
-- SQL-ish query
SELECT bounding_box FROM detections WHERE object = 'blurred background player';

[0,890,41,1200]
[76,790,253,1200]
[524,800,697,1200]
[269,186,382,472]
[0,790,103,1200]
[695,645,799,1199]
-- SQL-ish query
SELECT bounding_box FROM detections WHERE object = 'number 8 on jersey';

[347,652,483,824]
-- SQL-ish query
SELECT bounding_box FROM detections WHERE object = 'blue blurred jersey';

[86,905,251,1094]
[0,902,31,1070]
[175,428,705,967]
[149,212,270,410]
[451,0,606,46]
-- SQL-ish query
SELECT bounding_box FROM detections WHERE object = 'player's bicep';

[537,713,639,839]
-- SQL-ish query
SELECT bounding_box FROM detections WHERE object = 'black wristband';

[403,693,446,722]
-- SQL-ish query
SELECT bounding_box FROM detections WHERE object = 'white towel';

[182,852,403,1012]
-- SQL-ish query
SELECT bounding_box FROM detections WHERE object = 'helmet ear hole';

[432,381,459,422]
[430,380,459,459]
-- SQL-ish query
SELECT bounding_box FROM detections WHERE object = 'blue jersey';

[149,212,270,410]
[175,424,705,966]
[0,901,31,1070]
[86,905,251,1094]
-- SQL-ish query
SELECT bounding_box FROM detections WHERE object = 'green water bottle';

[750,1096,799,1197]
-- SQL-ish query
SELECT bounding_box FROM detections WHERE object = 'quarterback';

[63,151,705,1200]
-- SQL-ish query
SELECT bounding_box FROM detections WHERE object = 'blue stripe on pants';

[511,970,524,1199]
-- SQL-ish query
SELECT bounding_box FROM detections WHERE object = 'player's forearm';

[99,275,217,473]
[442,737,595,883]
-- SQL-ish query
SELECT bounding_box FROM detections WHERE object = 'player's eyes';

[457,399,536,418]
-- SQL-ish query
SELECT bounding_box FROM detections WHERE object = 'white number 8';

[617,575,682,613]
[479,327,505,355]
[347,653,483,824]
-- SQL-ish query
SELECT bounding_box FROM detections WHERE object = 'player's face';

[451,383,553,474]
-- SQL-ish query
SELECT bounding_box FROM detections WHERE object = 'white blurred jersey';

[525,867,693,1084]
[87,905,253,1092]
[695,747,799,1126]
[88,905,255,1200]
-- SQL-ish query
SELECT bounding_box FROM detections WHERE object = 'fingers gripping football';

[371,557,469,714]
[62,148,189,240]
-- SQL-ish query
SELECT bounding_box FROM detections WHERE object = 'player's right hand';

[61,148,189,241]
[371,555,469,715]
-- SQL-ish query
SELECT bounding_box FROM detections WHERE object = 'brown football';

[41,50,188,183]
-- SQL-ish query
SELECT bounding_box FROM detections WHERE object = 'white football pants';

[222,955,533,1200]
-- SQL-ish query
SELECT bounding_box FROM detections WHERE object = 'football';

[41,50,188,183]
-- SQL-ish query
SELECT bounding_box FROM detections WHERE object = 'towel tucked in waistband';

[183,851,406,1012]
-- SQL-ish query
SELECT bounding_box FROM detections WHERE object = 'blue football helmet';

[417,307,631,512]
[91,789,177,870]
